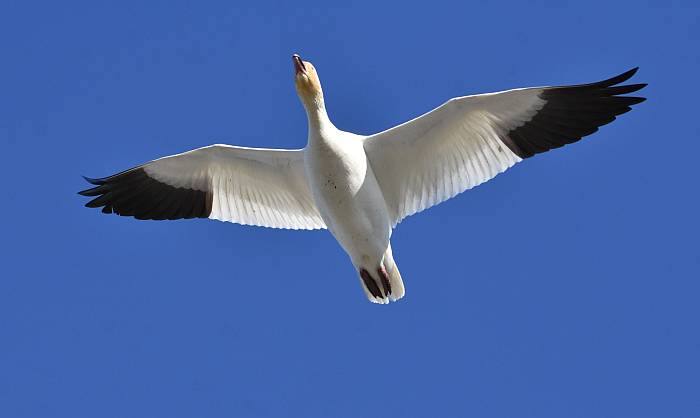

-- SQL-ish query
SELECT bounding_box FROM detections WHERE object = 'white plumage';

[365,89,543,224]
[146,145,325,229]
[80,55,646,304]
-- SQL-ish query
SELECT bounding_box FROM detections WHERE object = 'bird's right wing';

[364,68,646,226]
[79,144,326,230]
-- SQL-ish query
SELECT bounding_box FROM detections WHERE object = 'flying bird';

[79,54,646,304]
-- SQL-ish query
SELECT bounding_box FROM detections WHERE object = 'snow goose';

[80,54,646,304]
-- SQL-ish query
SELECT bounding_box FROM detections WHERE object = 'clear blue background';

[1,1,698,417]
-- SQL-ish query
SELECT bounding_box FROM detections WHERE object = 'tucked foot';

[360,268,388,304]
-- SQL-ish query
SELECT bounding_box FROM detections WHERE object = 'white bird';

[80,54,646,304]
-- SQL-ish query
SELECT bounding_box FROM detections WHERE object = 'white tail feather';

[383,245,405,302]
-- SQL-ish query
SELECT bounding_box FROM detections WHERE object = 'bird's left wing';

[79,144,326,230]
[364,68,646,226]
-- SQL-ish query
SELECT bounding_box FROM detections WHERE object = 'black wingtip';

[505,67,646,160]
[79,175,106,195]
[597,67,640,88]
[628,96,647,105]
[78,167,213,221]
[619,67,640,80]
[82,175,105,185]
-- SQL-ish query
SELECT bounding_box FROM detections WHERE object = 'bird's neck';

[305,97,335,136]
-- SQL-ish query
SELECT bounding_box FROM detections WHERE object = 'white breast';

[304,130,392,267]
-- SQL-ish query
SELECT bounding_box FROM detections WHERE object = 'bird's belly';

[306,141,391,266]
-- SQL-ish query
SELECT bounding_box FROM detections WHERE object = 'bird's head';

[293,54,324,109]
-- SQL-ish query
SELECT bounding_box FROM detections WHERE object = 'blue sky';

[1,1,699,417]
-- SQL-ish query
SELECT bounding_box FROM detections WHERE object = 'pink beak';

[292,54,306,75]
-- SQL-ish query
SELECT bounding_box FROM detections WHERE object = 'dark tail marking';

[377,267,392,296]
[360,268,383,299]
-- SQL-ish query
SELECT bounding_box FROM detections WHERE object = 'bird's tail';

[358,246,405,304]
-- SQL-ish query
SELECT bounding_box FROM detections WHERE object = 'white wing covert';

[79,144,326,230]
[364,68,646,226]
